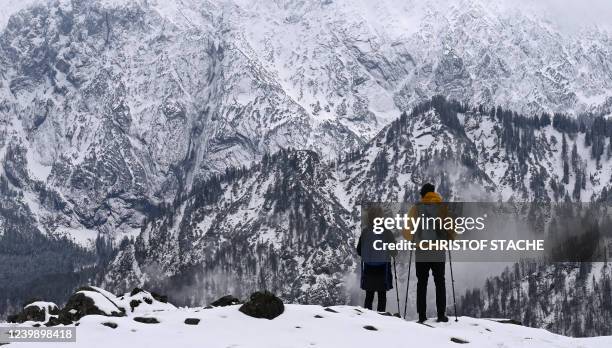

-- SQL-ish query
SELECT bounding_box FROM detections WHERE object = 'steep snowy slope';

[113,149,356,306]
[461,260,612,337]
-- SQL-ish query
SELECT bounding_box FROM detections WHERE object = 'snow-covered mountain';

[2,0,612,245]
[461,261,612,337]
[96,97,612,326]
[2,0,612,338]
[2,90,612,325]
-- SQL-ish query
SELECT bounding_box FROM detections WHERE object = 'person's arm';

[356,234,362,256]
[401,205,417,241]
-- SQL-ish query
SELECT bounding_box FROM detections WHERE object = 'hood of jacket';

[421,191,443,203]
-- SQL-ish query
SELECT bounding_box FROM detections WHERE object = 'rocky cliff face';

[2,0,612,244]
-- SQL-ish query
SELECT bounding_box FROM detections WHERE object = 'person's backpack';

[414,203,447,262]
[359,229,390,265]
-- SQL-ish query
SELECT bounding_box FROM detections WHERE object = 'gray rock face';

[2,0,612,251]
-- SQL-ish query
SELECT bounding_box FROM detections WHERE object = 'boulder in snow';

[134,317,160,324]
[451,337,470,344]
[102,322,118,329]
[239,291,284,320]
[7,301,59,323]
[56,288,126,324]
[210,295,241,307]
[119,288,176,314]
[150,292,168,304]
[184,318,200,325]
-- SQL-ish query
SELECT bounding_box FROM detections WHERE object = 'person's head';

[363,205,386,231]
[419,183,435,198]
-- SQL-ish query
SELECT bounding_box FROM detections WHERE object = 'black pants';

[416,262,446,317]
[364,290,387,312]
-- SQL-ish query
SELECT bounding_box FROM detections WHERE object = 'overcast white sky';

[519,0,612,30]
[2,0,612,32]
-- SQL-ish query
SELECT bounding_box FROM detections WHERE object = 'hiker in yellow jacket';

[402,183,456,323]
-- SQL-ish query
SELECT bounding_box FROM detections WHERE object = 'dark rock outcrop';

[491,319,522,326]
[57,291,125,323]
[7,302,59,323]
[130,299,141,312]
[130,288,145,296]
[184,318,200,325]
[150,292,168,304]
[238,292,284,320]
[134,317,160,324]
[210,295,241,307]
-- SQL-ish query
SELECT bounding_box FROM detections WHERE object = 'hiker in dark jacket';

[357,206,397,312]
[402,183,456,323]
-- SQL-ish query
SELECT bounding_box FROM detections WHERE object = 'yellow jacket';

[401,192,457,241]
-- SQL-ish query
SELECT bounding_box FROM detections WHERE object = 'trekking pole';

[403,248,413,319]
[393,257,400,317]
[448,249,458,322]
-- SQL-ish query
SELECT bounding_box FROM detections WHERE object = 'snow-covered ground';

[5,304,611,348]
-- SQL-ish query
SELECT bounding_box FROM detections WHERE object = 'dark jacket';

[401,192,457,263]
[357,229,397,291]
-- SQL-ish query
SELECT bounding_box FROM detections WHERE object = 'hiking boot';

[418,314,427,323]
[436,315,449,323]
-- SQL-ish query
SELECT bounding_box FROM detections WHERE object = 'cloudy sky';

[519,0,612,31]
[2,0,612,32]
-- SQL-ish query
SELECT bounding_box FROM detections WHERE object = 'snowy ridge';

[6,301,611,348]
